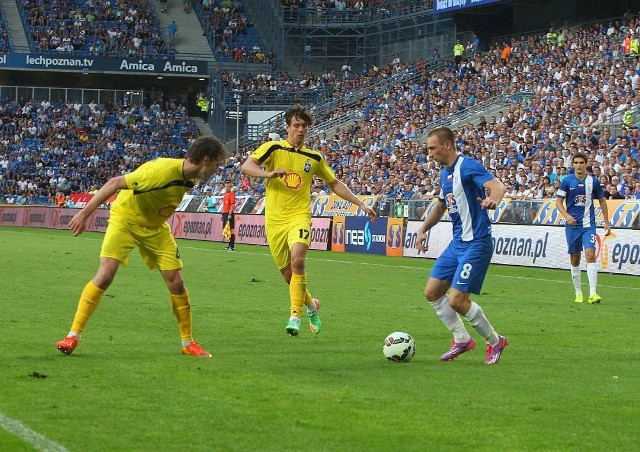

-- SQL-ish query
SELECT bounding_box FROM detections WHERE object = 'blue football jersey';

[438,155,495,241]
[556,174,604,228]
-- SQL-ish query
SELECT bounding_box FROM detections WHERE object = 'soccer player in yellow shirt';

[56,136,228,357]
[241,105,377,336]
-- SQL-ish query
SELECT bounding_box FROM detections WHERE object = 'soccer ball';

[383,332,416,362]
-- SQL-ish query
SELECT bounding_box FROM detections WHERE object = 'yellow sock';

[289,273,306,318]
[170,290,192,343]
[304,290,313,308]
[70,280,104,334]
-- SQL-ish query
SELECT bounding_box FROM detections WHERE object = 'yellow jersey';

[250,140,336,224]
[110,158,195,226]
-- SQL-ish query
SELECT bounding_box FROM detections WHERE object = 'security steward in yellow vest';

[197,95,208,121]
[453,40,464,66]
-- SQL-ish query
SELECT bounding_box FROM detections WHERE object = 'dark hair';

[285,104,312,126]
[427,126,455,146]
[572,152,588,163]
[186,136,228,164]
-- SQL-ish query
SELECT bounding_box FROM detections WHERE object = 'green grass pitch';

[1,226,639,451]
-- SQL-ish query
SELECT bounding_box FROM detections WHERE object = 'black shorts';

[222,212,235,229]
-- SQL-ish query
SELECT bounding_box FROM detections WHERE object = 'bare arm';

[240,157,286,179]
[598,197,611,235]
[555,195,576,226]
[479,177,507,210]
[68,175,127,236]
[328,178,377,221]
[415,200,446,253]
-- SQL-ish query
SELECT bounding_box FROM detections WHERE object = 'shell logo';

[284,172,302,189]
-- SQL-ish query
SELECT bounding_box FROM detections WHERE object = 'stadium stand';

[194,0,274,65]
[279,0,434,23]
[20,0,175,58]
[0,93,200,205]
[0,2,14,53]
[1,7,640,207]
[226,14,640,204]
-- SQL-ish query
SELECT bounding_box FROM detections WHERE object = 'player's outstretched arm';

[328,179,377,221]
[69,176,127,236]
[416,200,446,253]
[598,197,611,235]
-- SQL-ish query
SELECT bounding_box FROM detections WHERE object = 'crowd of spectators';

[0,17,12,53]
[21,0,175,58]
[0,95,200,205]
[218,68,338,95]
[196,0,275,65]
[198,0,432,65]
[216,55,426,122]
[3,13,640,209]
[283,16,640,203]
[0,23,11,53]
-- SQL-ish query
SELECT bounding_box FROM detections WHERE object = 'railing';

[224,89,332,109]
[308,60,443,134]
[0,85,143,106]
[279,0,434,27]
[313,65,425,120]
[236,84,640,153]
[433,93,515,129]
[315,92,514,145]
[238,89,516,151]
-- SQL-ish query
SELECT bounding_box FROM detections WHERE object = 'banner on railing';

[169,212,330,250]
[533,199,640,228]
[420,198,511,222]
[403,220,640,276]
[434,0,501,14]
[310,194,378,217]
[330,216,403,257]
[0,206,331,250]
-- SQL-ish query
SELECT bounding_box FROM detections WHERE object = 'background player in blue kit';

[416,127,508,365]
[556,152,611,304]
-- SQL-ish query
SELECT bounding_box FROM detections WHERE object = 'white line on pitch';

[0,411,69,452]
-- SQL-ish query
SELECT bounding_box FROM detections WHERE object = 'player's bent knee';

[290,256,306,273]
[424,286,443,302]
[93,270,117,289]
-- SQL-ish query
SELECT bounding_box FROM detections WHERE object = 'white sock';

[586,262,598,295]
[307,299,317,313]
[181,339,193,346]
[571,265,582,294]
[464,301,499,346]
[67,332,80,339]
[430,295,470,343]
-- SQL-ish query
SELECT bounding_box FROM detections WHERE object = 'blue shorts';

[430,236,493,295]
[565,226,596,254]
